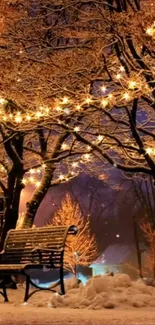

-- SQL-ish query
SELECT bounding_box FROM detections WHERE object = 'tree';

[50,194,98,276]
[0,0,154,244]
[140,221,155,280]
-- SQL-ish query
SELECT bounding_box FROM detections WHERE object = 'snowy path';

[0,305,155,325]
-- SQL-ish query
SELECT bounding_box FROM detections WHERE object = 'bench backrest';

[1,225,78,266]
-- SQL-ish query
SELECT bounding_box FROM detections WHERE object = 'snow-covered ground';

[1,274,155,324]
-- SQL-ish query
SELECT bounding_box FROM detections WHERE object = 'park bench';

[0,225,78,302]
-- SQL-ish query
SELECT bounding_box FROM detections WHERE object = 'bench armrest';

[32,247,63,253]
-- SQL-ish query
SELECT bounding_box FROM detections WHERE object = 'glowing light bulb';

[55,106,62,112]
[146,27,154,36]
[76,105,81,110]
[83,153,90,161]
[15,115,22,123]
[146,147,152,154]
[116,73,121,79]
[101,99,108,107]
[22,179,27,185]
[59,174,64,180]
[29,176,34,183]
[72,162,78,168]
[29,169,34,174]
[123,92,130,101]
[120,66,125,72]
[97,135,103,142]
[62,97,69,104]
[87,145,91,151]
[101,85,106,92]
[128,81,136,89]
[0,98,6,105]
[3,116,7,121]
[35,181,41,187]
[64,108,70,115]
[26,115,31,121]
[85,97,92,105]
[61,143,68,150]
[74,126,80,132]
[36,111,42,118]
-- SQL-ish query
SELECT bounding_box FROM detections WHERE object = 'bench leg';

[60,266,65,295]
[2,284,8,302]
[24,275,30,302]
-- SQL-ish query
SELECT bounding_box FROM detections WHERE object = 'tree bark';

[23,162,55,228]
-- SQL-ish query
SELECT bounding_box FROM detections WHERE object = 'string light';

[0,98,6,105]
[85,97,92,105]
[101,99,108,107]
[62,97,69,104]
[123,92,130,101]
[74,126,80,132]
[116,73,122,79]
[97,135,103,142]
[72,162,78,168]
[128,81,137,89]
[75,105,82,110]
[101,85,107,92]
[61,143,68,150]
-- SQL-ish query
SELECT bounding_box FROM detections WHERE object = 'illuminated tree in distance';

[50,194,98,276]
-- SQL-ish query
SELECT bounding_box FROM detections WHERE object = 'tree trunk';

[23,163,55,228]
[0,169,24,249]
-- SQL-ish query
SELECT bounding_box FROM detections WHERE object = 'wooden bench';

[0,225,78,302]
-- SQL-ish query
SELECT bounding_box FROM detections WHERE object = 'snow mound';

[64,277,80,292]
[49,273,155,310]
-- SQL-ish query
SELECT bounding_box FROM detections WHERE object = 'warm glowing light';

[120,66,125,72]
[74,126,80,132]
[97,135,103,142]
[29,169,35,174]
[55,106,62,112]
[22,179,27,185]
[35,181,41,187]
[62,97,69,104]
[72,162,78,168]
[15,115,22,123]
[26,115,31,121]
[128,81,137,89]
[61,143,68,150]
[0,98,6,105]
[116,73,121,79]
[101,85,106,92]
[64,108,70,115]
[83,153,90,161]
[123,92,130,100]
[101,99,108,107]
[87,145,91,151]
[59,174,64,180]
[146,147,153,154]
[76,105,81,110]
[36,111,42,118]
[85,97,92,105]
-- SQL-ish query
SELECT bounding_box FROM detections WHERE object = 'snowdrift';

[48,274,155,309]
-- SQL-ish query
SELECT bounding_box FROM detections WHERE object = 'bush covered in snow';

[48,273,155,310]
